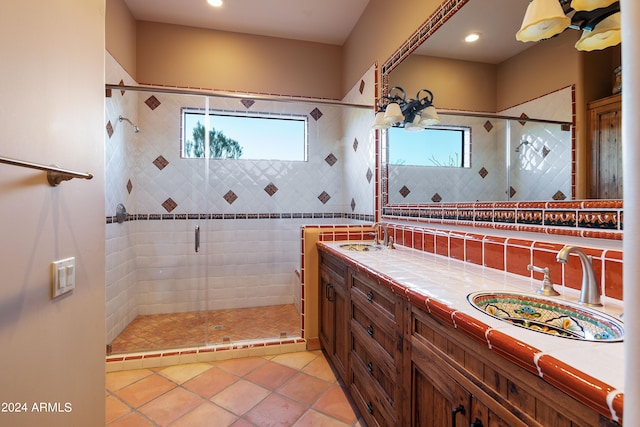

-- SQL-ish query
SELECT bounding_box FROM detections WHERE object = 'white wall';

[0,1,106,426]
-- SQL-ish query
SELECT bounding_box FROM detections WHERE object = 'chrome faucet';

[371,222,389,247]
[556,245,602,306]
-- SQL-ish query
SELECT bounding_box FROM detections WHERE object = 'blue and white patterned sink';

[467,291,623,342]
[339,243,382,252]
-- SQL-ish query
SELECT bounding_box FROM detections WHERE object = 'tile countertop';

[317,241,624,424]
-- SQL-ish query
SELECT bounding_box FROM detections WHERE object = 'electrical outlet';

[51,257,75,298]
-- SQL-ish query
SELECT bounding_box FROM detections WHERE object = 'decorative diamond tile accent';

[264,182,278,196]
[106,121,114,138]
[351,198,356,211]
[224,190,238,204]
[145,95,161,110]
[399,185,411,198]
[431,193,442,203]
[542,145,551,158]
[119,80,126,96]
[153,155,169,170]
[518,113,529,126]
[552,190,566,200]
[353,138,359,152]
[126,179,133,194]
[310,107,323,121]
[478,167,488,179]
[317,191,331,204]
[162,198,177,212]
[325,153,337,166]
[241,99,255,109]
[509,186,517,198]
[366,168,373,183]
[359,80,365,94]
[483,121,493,132]
[561,124,571,132]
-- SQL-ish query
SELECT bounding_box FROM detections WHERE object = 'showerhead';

[119,115,141,133]
[515,139,529,153]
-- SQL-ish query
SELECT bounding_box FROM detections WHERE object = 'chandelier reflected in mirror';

[372,87,440,131]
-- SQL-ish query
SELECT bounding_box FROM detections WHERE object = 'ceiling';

[122,0,370,45]
[415,0,532,64]
[122,0,533,64]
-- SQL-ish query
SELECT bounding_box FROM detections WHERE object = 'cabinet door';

[319,266,348,381]
[411,346,470,427]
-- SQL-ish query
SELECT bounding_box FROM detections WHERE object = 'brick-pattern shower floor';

[110,304,301,354]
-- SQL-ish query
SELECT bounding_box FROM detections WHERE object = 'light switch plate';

[51,257,75,298]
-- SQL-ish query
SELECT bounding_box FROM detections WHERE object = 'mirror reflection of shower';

[119,115,141,133]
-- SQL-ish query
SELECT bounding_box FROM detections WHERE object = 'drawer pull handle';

[367,290,374,302]
[451,404,466,427]
[367,402,374,414]
[471,418,484,427]
[367,325,374,336]
[367,362,373,374]
[326,284,334,302]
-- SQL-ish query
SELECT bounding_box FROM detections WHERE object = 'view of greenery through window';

[388,126,470,168]
[182,110,307,161]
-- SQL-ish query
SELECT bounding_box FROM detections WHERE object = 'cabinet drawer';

[351,332,397,410]
[351,273,397,322]
[351,304,398,362]
[350,360,396,427]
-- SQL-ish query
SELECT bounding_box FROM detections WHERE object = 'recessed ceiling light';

[207,0,223,7]
[465,33,480,43]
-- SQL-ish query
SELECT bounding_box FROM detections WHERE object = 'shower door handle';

[195,226,200,253]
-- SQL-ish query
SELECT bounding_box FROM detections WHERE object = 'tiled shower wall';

[105,52,375,344]
[386,87,572,204]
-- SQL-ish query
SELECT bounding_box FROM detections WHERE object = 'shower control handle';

[195,226,200,253]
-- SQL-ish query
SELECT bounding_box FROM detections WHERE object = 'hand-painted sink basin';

[467,291,623,342]
[339,243,382,252]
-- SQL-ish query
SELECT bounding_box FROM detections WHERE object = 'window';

[388,126,470,168]
[182,109,307,161]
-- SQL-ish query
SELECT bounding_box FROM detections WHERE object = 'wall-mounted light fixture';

[516,0,620,51]
[372,87,440,131]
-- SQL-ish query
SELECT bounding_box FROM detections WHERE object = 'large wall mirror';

[380,0,622,210]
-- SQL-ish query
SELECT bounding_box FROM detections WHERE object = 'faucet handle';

[527,264,560,296]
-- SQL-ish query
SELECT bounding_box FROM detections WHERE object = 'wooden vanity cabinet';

[318,251,350,382]
[317,251,620,427]
[348,270,406,427]
[409,306,619,427]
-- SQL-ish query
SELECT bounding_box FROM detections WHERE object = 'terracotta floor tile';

[169,401,238,427]
[293,409,352,427]
[244,393,307,426]
[211,379,270,415]
[106,395,131,423]
[214,356,269,377]
[106,412,155,427]
[159,363,212,384]
[277,372,332,406]
[302,355,338,383]
[115,374,176,408]
[312,385,358,425]
[271,351,319,370]
[139,387,203,425]
[245,360,298,390]
[183,366,239,398]
[106,369,153,392]
[230,420,255,427]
